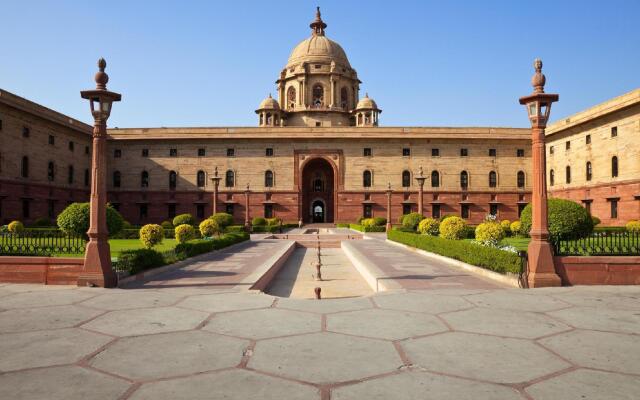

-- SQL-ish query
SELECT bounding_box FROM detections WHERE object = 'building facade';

[0,9,637,227]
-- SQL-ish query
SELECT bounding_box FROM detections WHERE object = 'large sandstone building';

[0,9,637,226]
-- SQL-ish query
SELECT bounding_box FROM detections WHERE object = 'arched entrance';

[301,158,335,223]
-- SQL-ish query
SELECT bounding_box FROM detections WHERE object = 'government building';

[0,9,638,226]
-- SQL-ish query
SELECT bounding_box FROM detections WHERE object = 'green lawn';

[108,239,177,257]
[464,237,530,252]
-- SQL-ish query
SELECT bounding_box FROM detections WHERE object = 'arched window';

[431,170,440,188]
[586,161,592,181]
[489,171,497,188]
[363,170,372,187]
[225,170,234,188]
[612,156,618,177]
[566,166,571,184]
[21,156,29,178]
[141,170,149,188]
[68,165,74,184]
[197,170,205,188]
[550,169,555,186]
[460,171,469,190]
[169,171,177,189]
[402,170,411,188]
[287,86,296,109]
[340,87,348,109]
[113,171,121,188]
[266,112,272,125]
[312,84,324,108]
[47,162,55,182]
[517,171,525,188]
[265,170,274,187]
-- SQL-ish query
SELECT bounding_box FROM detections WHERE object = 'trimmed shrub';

[372,217,387,226]
[402,213,424,230]
[475,222,506,247]
[122,220,134,229]
[592,216,601,226]
[397,214,407,224]
[510,220,523,237]
[139,224,164,249]
[520,198,593,240]
[172,213,195,227]
[439,214,455,222]
[175,224,195,243]
[266,217,282,226]
[225,225,245,233]
[388,230,521,274]
[56,202,124,237]
[7,221,25,233]
[32,217,52,227]
[160,220,174,230]
[439,216,467,240]
[199,219,220,237]
[500,220,511,235]
[251,217,267,226]
[626,220,640,233]
[210,213,234,229]
[349,223,385,232]
[175,232,249,258]
[361,218,376,228]
[417,218,439,236]
[116,249,166,274]
[356,216,365,224]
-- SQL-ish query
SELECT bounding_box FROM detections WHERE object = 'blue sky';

[1,1,638,128]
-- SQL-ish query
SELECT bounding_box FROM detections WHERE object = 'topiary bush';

[439,216,467,240]
[57,202,124,237]
[139,224,164,249]
[199,218,220,237]
[210,213,234,229]
[266,217,282,226]
[500,220,511,235]
[402,213,424,230]
[372,217,387,226]
[160,220,174,230]
[172,213,195,227]
[251,217,267,226]
[397,214,407,224]
[7,221,25,233]
[520,198,593,240]
[116,248,166,274]
[626,220,640,233]
[175,224,196,244]
[510,220,523,237]
[417,218,439,236]
[592,216,601,227]
[475,222,506,247]
[361,218,375,228]
[175,232,249,258]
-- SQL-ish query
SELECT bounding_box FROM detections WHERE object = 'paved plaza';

[1,236,639,399]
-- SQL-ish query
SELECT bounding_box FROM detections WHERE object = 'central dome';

[287,36,351,68]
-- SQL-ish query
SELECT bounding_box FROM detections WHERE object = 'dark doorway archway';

[301,158,335,223]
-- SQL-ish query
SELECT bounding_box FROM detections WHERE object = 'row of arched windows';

[20,156,88,186]
[115,170,276,189]
[362,170,525,189]
[550,156,619,186]
[286,85,352,110]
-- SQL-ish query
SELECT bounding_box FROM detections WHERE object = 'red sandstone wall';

[554,256,640,285]
[0,256,84,285]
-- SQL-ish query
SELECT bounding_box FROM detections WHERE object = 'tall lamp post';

[415,166,427,215]
[244,183,251,232]
[519,59,561,287]
[385,182,393,232]
[211,167,221,215]
[78,58,121,288]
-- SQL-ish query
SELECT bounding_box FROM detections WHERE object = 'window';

[85,146,90,155]
[460,171,468,190]
[402,148,411,157]
[431,171,440,188]
[586,161,592,181]
[489,148,496,157]
[550,146,554,155]
[340,87,348,109]
[22,199,30,218]
[402,170,411,188]
[21,156,29,178]
[363,148,372,157]
[0,118,2,130]
[47,162,55,181]
[517,171,525,188]
[142,149,149,157]
[169,148,177,157]
[226,203,234,215]
[196,204,205,219]
[197,170,206,188]
[586,135,591,144]
[566,166,571,184]
[67,165,74,184]
[431,148,439,157]
[611,126,617,137]
[612,156,618,177]
[111,203,120,212]
[226,148,235,157]
[610,200,618,219]
[489,171,497,188]
[490,204,498,216]
[266,148,274,157]
[264,204,274,218]
[517,149,525,157]
[402,204,412,215]
[518,203,526,217]
[315,121,321,127]
[169,171,177,189]
[84,169,89,186]
[287,86,296,109]
[198,148,206,157]
[460,148,468,157]
[565,141,570,150]
[363,204,372,218]
[312,84,324,107]
[363,170,372,187]
[461,204,470,219]
[22,127,30,138]
[432,204,441,219]
[114,149,122,158]
[47,200,55,219]
[168,204,176,219]
[113,171,121,187]
[225,170,234,187]
[68,141,74,151]
[139,204,148,220]
[48,135,55,145]
[265,170,274,187]
[550,169,555,186]
[141,171,149,187]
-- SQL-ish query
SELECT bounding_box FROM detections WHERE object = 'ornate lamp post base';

[527,239,561,287]
[78,240,117,287]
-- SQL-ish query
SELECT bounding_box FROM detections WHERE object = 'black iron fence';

[0,231,86,256]
[552,231,640,256]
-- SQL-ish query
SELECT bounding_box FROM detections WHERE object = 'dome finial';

[531,58,546,94]
[310,6,327,36]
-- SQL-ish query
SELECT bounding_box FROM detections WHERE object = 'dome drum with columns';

[256,7,380,127]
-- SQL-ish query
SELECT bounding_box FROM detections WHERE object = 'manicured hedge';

[388,230,522,274]
[336,223,350,228]
[175,232,249,258]
[116,248,167,275]
[349,224,386,232]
